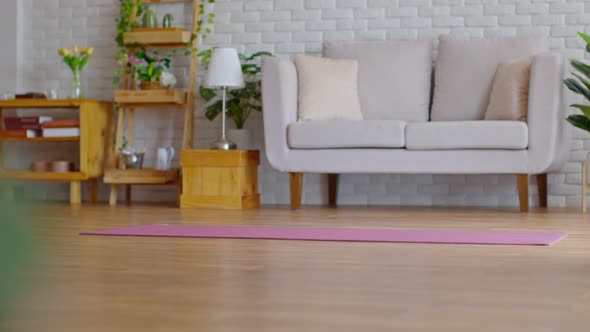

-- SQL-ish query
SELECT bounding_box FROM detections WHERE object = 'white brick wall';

[13,0,590,207]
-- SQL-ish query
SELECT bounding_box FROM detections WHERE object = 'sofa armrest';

[527,52,571,173]
[261,56,298,171]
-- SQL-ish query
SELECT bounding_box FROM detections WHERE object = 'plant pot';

[51,161,75,173]
[122,153,145,170]
[227,129,252,150]
[141,81,163,90]
[162,14,174,28]
[142,8,158,28]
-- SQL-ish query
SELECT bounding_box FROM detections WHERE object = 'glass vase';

[69,68,84,99]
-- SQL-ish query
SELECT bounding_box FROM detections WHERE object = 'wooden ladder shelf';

[106,0,200,206]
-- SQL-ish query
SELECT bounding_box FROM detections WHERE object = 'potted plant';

[131,50,176,90]
[199,50,272,149]
[565,32,590,133]
[113,0,217,86]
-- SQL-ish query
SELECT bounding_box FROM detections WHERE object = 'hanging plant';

[113,0,144,86]
[184,1,216,56]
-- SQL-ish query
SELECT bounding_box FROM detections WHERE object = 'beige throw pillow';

[484,57,533,121]
[294,55,363,121]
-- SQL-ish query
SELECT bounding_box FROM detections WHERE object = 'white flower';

[160,71,177,88]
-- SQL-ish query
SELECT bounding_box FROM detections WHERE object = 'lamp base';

[210,137,237,151]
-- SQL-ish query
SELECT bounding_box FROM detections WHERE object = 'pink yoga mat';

[81,225,567,246]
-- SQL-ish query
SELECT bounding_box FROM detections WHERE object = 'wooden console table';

[0,99,114,204]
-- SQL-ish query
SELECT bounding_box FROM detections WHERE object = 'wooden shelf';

[0,136,80,142]
[0,99,113,205]
[109,0,198,206]
[0,170,86,181]
[0,99,110,109]
[104,168,180,185]
[115,89,186,106]
[123,28,191,48]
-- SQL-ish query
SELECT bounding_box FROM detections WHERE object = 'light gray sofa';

[261,35,570,212]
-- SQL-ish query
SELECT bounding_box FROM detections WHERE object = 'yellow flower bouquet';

[58,46,93,98]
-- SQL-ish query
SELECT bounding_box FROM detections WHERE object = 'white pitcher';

[155,147,175,171]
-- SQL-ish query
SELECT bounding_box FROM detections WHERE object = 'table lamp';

[206,48,244,150]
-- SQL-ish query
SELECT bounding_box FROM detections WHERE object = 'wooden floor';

[4,204,590,332]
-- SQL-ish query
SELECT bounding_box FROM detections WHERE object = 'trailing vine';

[113,0,216,85]
[114,0,144,86]
[186,0,216,56]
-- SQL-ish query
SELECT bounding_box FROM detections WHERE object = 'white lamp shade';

[205,48,244,88]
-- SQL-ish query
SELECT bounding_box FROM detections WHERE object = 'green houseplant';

[565,32,590,132]
[130,50,172,89]
[113,0,216,86]
[199,50,272,148]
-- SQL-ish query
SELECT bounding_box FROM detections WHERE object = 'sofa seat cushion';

[288,120,406,149]
[406,121,528,150]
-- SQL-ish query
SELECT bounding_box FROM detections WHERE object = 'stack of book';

[0,116,80,138]
[0,116,52,138]
[42,119,80,138]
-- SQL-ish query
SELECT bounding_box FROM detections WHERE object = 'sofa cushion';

[431,35,548,121]
[288,120,406,149]
[484,57,532,122]
[294,55,363,121]
[406,121,528,150]
[324,40,432,122]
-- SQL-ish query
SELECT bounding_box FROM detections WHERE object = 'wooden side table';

[180,150,260,209]
[0,99,113,205]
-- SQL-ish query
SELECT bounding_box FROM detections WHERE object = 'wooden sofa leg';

[290,172,303,210]
[328,174,338,208]
[537,174,547,208]
[583,162,588,214]
[516,174,529,213]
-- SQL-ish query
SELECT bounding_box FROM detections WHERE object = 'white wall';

[0,0,22,92]
[13,0,590,207]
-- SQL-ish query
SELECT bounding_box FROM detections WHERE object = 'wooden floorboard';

[5,204,590,332]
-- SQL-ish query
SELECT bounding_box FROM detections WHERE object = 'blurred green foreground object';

[0,190,34,322]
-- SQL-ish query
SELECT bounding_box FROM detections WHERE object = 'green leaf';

[571,104,590,119]
[244,51,272,61]
[567,114,590,133]
[152,67,164,81]
[572,60,590,81]
[199,86,217,102]
[573,73,590,91]
[578,32,590,46]
[204,100,223,121]
[79,55,90,71]
[564,78,590,101]
[147,62,155,76]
